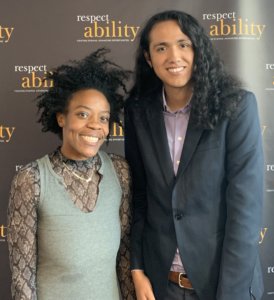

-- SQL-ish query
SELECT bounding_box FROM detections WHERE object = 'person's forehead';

[148,20,189,43]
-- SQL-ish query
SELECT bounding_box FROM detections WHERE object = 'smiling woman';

[7,48,135,300]
[57,89,111,160]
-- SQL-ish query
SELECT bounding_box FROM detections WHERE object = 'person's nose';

[87,116,102,130]
[168,46,182,64]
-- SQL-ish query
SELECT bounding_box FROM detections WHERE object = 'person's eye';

[100,115,110,123]
[77,112,89,119]
[156,46,166,52]
[180,42,192,49]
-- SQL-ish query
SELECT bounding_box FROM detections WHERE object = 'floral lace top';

[7,148,136,300]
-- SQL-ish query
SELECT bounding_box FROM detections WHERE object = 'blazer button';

[175,214,183,220]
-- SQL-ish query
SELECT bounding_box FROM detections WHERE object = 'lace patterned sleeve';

[110,154,136,300]
[7,162,40,300]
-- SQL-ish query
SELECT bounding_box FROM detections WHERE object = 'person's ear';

[56,113,65,128]
[144,51,152,68]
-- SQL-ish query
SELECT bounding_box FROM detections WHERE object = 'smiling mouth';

[167,67,185,73]
[82,135,100,143]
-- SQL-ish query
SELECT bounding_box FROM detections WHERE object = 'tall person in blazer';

[125,10,264,300]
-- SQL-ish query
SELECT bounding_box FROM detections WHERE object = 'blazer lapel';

[176,116,204,180]
[146,95,175,188]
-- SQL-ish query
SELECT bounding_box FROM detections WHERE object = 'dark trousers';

[164,281,199,300]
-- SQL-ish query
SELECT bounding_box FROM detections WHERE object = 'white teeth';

[82,136,99,143]
[168,67,185,73]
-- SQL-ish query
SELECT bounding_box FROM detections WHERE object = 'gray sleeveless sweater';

[36,151,122,300]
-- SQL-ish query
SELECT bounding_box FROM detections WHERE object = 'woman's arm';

[7,162,39,300]
[111,154,136,300]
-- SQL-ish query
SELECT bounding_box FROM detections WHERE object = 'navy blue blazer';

[125,90,264,300]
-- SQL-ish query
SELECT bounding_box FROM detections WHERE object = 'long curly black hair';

[37,48,130,138]
[129,10,243,129]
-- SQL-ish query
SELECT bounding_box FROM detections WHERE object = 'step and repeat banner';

[0,0,273,299]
